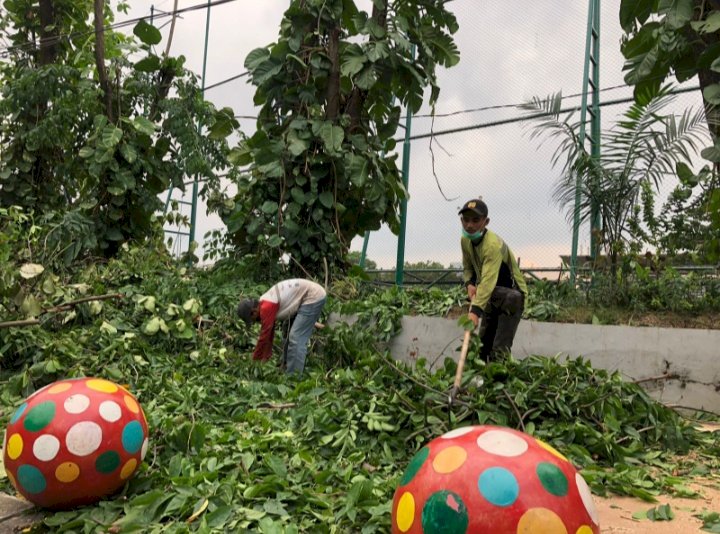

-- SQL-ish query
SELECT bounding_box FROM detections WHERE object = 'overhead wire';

[0,0,239,59]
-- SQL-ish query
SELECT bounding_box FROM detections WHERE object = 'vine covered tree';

[0,1,235,263]
[619,0,720,260]
[215,0,459,275]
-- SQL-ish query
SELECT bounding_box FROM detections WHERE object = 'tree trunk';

[325,26,341,120]
[38,0,58,66]
[93,0,114,122]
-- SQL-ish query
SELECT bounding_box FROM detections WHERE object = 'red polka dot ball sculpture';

[3,377,149,509]
[392,425,599,534]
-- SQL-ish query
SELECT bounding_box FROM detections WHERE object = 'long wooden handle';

[449,329,472,403]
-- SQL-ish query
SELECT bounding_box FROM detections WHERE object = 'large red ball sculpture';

[391,425,599,533]
[3,377,149,509]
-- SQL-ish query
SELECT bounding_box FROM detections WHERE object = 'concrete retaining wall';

[336,314,720,413]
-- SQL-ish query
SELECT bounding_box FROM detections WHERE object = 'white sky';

[119,0,707,269]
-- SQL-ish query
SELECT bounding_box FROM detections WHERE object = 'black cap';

[458,198,488,217]
[237,299,259,326]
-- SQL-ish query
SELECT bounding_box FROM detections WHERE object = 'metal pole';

[395,45,415,287]
[571,0,600,284]
[359,231,370,268]
[589,1,601,259]
[188,0,212,250]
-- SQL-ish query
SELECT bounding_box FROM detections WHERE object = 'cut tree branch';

[0,293,123,329]
[93,0,114,122]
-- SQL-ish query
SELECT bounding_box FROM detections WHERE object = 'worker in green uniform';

[459,198,528,360]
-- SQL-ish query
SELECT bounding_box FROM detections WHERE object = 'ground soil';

[596,479,720,533]
[556,308,720,330]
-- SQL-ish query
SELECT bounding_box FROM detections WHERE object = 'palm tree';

[521,86,709,274]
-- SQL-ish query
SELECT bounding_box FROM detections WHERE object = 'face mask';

[462,229,485,240]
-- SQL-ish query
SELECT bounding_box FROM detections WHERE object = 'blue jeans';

[284,298,326,374]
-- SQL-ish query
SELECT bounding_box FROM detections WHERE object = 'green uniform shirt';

[461,229,528,313]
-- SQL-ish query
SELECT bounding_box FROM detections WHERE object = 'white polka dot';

[140,437,149,460]
[64,394,90,414]
[33,434,60,461]
[476,429,529,457]
[65,421,102,456]
[441,426,476,439]
[576,472,599,525]
[99,401,122,423]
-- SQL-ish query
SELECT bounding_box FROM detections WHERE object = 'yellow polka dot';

[47,382,72,394]
[86,379,118,393]
[55,462,80,483]
[576,526,595,534]
[124,395,139,414]
[517,508,568,534]
[396,491,415,532]
[432,445,467,474]
[536,439,569,462]
[120,458,138,480]
[7,434,23,460]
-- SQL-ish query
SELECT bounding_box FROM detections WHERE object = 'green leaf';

[355,65,378,90]
[317,123,344,154]
[245,47,270,70]
[290,188,306,205]
[209,107,239,140]
[341,49,366,78]
[100,321,118,335]
[267,234,282,247]
[346,153,370,187]
[132,116,157,136]
[620,0,654,31]
[143,316,163,335]
[646,503,675,521]
[120,143,137,164]
[692,11,720,34]
[318,191,334,209]
[261,200,278,214]
[286,129,309,157]
[701,142,720,162]
[659,0,693,29]
[134,19,162,45]
[135,55,161,72]
[20,295,42,317]
[79,146,95,159]
[206,505,233,528]
[675,162,698,187]
[427,33,460,67]
[105,227,124,241]
[228,145,253,166]
[102,125,123,148]
[286,53,306,68]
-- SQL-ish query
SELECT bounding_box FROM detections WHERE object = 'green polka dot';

[421,490,468,534]
[17,464,47,494]
[95,451,121,474]
[23,401,56,432]
[400,447,429,486]
[537,462,568,496]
